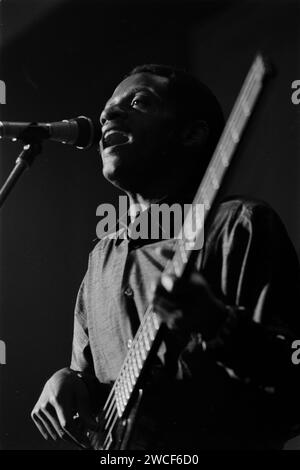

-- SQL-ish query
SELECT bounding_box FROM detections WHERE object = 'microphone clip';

[18,122,50,144]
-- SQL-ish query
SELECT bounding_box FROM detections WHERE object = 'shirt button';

[127,339,133,349]
[124,286,133,297]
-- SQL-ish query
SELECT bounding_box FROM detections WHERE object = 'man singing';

[31,65,300,450]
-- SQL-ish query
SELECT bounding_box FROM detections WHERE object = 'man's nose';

[100,102,127,126]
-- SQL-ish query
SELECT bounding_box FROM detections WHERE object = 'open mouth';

[103,130,130,149]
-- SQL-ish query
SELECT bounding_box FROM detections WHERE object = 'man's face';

[99,72,178,192]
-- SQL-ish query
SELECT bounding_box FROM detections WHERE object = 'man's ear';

[180,120,209,149]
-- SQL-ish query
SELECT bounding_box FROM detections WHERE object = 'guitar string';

[96,57,265,447]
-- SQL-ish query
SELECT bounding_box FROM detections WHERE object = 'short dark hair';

[126,64,225,170]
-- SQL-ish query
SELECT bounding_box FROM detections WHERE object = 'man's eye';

[131,96,149,108]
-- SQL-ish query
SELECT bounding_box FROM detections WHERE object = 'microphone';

[0,116,100,149]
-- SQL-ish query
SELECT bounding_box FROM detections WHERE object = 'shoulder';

[215,196,276,222]
[207,196,298,260]
[206,195,292,251]
[211,196,282,233]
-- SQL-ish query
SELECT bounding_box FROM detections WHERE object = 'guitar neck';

[100,54,268,433]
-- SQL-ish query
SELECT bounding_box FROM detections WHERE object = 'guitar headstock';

[255,52,276,79]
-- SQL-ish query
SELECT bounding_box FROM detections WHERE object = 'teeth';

[105,130,126,138]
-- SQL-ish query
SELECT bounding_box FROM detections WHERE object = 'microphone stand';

[0,141,42,209]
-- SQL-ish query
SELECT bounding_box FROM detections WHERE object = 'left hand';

[152,264,227,340]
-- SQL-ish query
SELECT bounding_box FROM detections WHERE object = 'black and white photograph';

[0,0,300,455]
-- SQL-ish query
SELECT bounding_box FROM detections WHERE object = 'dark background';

[0,0,299,450]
